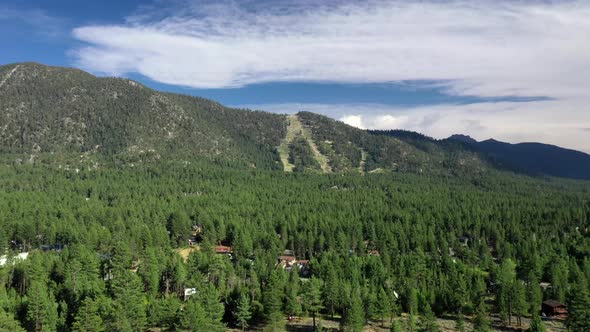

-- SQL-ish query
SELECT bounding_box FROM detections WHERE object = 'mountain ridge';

[0,62,487,176]
[1,62,588,180]
[447,135,590,180]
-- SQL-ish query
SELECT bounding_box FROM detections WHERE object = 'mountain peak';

[448,134,477,144]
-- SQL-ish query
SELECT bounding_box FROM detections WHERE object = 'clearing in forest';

[175,246,200,262]
[278,114,332,173]
[359,149,367,173]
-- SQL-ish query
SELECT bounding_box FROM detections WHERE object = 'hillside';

[0,62,286,169]
[447,135,590,180]
[0,62,494,176]
[3,62,589,180]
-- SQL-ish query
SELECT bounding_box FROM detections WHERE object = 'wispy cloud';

[69,0,590,152]
[0,7,65,37]
[72,0,590,97]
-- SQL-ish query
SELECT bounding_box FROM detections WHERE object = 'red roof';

[215,245,232,253]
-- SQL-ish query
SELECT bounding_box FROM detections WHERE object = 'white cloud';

[72,0,590,96]
[69,0,590,152]
[340,115,364,129]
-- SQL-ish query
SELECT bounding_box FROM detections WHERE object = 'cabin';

[41,244,65,252]
[188,225,203,246]
[214,245,232,254]
[542,300,567,319]
[278,255,297,269]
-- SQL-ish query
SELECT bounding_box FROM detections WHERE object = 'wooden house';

[542,300,567,319]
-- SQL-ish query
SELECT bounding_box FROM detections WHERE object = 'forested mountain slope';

[1,62,588,181]
[448,135,590,180]
[0,62,286,169]
[0,62,489,176]
[372,130,590,180]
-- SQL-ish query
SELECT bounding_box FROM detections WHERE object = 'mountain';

[448,134,477,144]
[1,62,587,180]
[447,135,590,180]
[0,62,488,175]
[0,62,289,170]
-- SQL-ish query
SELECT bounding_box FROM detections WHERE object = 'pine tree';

[199,284,225,331]
[375,287,391,327]
[528,314,546,332]
[323,268,339,319]
[0,309,26,332]
[234,293,252,332]
[495,259,516,326]
[512,280,527,326]
[156,296,182,331]
[110,269,147,332]
[285,271,301,317]
[263,271,284,322]
[527,274,542,315]
[419,304,440,332]
[181,299,209,332]
[72,297,104,332]
[408,287,419,316]
[342,291,364,332]
[455,316,465,332]
[26,281,58,332]
[406,312,417,332]
[473,301,491,332]
[167,211,191,247]
[390,319,402,332]
[302,277,323,331]
[567,281,590,332]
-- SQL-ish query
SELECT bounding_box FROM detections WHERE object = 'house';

[278,255,297,268]
[214,245,232,254]
[542,300,567,319]
[41,244,65,252]
[188,225,203,246]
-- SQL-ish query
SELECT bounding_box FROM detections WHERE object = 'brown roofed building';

[542,300,567,319]
[215,245,232,254]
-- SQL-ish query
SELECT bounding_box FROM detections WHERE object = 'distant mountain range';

[447,135,590,180]
[1,62,589,180]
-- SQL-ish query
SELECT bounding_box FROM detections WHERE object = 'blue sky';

[1,0,590,152]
